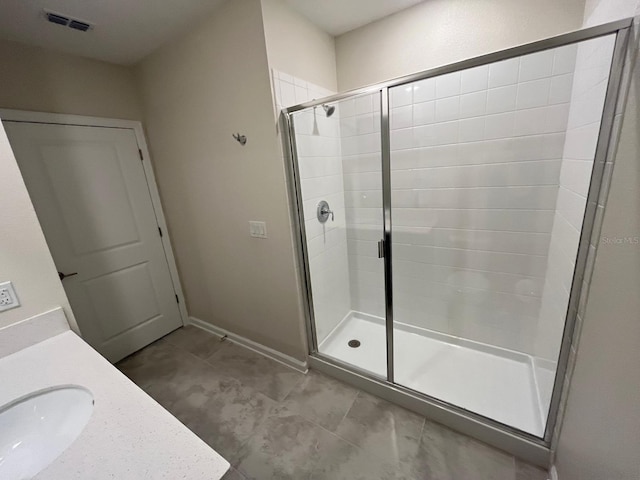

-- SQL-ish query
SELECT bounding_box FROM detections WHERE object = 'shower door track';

[281,17,633,468]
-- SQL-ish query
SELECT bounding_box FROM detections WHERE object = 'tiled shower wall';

[340,46,580,355]
[339,94,385,317]
[272,70,350,344]
[535,35,616,381]
[280,39,611,361]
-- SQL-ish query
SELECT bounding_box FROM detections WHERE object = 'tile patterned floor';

[116,326,549,480]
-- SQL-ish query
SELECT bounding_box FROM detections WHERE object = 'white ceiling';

[0,0,227,65]
[0,0,425,66]
[284,0,426,36]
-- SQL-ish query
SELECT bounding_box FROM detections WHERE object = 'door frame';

[279,17,633,467]
[0,109,189,327]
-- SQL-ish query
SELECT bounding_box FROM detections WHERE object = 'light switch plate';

[249,221,268,239]
[0,281,20,312]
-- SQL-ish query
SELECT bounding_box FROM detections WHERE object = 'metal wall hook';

[232,133,247,145]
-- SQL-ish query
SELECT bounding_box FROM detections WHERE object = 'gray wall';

[335,0,586,91]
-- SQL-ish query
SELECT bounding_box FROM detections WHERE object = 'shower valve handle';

[323,207,334,221]
[317,201,334,223]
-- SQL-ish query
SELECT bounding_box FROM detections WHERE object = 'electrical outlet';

[0,281,19,312]
[249,221,268,239]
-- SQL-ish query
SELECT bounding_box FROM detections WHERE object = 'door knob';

[58,271,78,280]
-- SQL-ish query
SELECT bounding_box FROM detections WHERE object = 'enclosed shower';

[280,20,630,463]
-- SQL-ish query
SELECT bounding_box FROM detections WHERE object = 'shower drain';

[348,339,361,348]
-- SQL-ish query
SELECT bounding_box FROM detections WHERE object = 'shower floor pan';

[318,311,549,437]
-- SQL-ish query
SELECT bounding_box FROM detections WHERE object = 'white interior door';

[3,121,183,362]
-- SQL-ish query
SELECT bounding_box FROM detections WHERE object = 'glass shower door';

[387,35,617,437]
[290,92,386,378]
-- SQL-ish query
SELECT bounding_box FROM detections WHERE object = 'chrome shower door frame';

[280,18,633,468]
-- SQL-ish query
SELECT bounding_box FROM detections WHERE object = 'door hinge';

[158,226,163,237]
[138,149,143,161]
[378,239,385,258]
[175,294,179,304]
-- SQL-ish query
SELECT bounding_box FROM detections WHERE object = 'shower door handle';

[378,240,385,258]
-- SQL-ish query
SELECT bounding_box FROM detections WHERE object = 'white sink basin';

[0,386,94,479]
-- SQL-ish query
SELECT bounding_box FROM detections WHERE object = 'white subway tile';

[432,121,459,146]
[295,85,308,104]
[340,116,357,137]
[519,49,554,82]
[356,113,376,135]
[280,81,297,107]
[390,127,415,150]
[556,188,588,232]
[414,124,436,147]
[559,159,593,197]
[459,117,485,143]
[544,103,570,133]
[343,171,381,191]
[391,106,413,129]
[339,98,356,118]
[355,94,374,114]
[461,65,489,94]
[342,153,381,174]
[279,71,293,83]
[435,96,460,122]
[516,78,551,110]
[435,71,461,98]
[484,112,515,139]
[553,44,578,75]
[515,104,568,137]
[413,77,436,103]
[392,207,554,233]
[549,74,573,105]
[293,111,314,135]
[413,101,436,126]
[391,85,413,107]
[562,123,600,160]
[489,57,520,88]
[460,91,487,118]
[486,85,517,114]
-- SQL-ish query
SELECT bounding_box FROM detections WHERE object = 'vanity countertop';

[0,327,230,479]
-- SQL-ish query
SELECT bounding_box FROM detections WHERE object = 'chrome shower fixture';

[322,104,335,117]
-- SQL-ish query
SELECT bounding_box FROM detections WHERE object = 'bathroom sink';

[0,386,94,479]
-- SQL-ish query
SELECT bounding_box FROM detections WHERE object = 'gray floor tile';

[334,390,425,467]
[168,376,277,460]
[160,325,229,359]
[409,419,516,480]
[236,407,400,480]
[116,340,198,406]
[120,339,547,480]
[221,468,248,480]
[516,459,548,480]
[308,439,401,480]
[234,409,338,480]
[205,342,303,402]
[281,370,359,432]
[117,340,277,460]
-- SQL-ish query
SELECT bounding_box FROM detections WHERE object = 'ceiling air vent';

[44,10,93,32]
[69,20,91,32]
[46,12,69,26]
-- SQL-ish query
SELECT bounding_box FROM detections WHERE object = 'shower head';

[322,104,335,117]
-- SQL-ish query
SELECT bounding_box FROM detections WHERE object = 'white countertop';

[0,321,230,479]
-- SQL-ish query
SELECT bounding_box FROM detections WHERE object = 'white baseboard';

[188,316,308,373]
